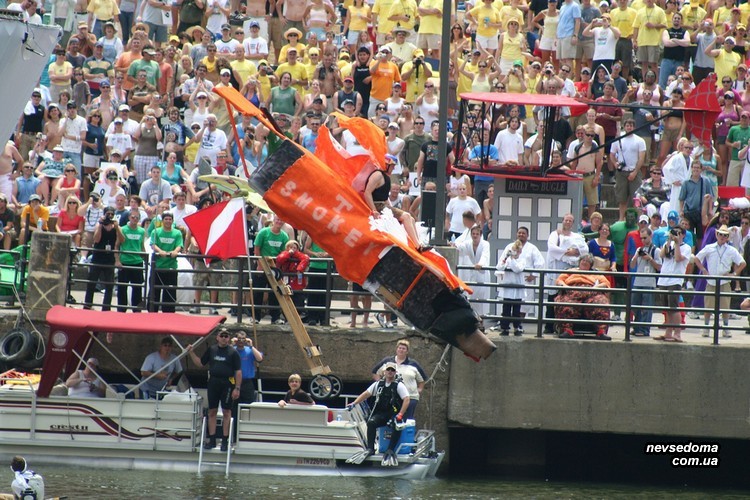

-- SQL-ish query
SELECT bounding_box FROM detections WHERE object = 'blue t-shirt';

[237,345,259,379]
[468,144,499,161]
[558,1,582,39]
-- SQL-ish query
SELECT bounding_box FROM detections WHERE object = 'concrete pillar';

[26,232,71,321]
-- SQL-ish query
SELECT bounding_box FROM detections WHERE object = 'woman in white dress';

[456,224,491,318]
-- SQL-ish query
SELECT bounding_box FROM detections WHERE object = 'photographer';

[400,48,433,103]
[629,227,662,337]
[610,119,647,221]
[656,225,692,343]
[83,206,124,311]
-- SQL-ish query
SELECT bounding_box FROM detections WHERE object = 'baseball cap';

[287,46,298,53]
[308,47,320,56]
[220,68,231,76]
[726,36,737,44]
[342,99,355,106]
[249,20,260,28]
[169,35,180,43]
[118,104,130,111]
[312,97,323,104]
[143,47,156,55]
[66,101,77,109]
[221,23,232,30]
[344,76,354,83]
[113,117,123,124]
[383,362,398,371]
[95,41,104,47]
[387,122,399,129]
[638,215,650,224]
[668,210,679,220]
[196,91,208,98]
[110,149,122,157]
[29,194,42,202]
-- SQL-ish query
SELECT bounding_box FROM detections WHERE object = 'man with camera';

[83,206,124,311]
[629,226,662,337]
[610,119,647,221]
[400,48,433,103]
[656,225,692,343]
[368,46,400,117]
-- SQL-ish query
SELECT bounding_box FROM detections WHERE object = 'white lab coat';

[456,237,491,317]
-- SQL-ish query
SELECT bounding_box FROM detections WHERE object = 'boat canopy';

[38,306,225,397]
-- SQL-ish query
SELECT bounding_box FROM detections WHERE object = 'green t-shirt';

[728,125,750,161]
[127,59,161,88]
[120,224,146,266]
[152,227,184,269]
[308,241,327,270]
[254,227,288,258]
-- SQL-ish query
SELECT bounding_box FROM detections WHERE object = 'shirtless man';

[315,51,343,108]
[0,142,23,202]
[571,125,603,219]
[364,157,425,251]
[277,0,308,41]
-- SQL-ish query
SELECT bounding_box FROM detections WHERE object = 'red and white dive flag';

[184,197,249,259]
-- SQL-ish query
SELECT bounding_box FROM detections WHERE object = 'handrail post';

[324,259,333,326]
[236,258,244,323]
[713,275,721,346]
[624,271,632,342]
[147,253,157,312]
[536,270,545,338]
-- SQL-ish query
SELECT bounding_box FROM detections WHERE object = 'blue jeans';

[659,59,682,90]
[63,152,82,175]
[632,286,655,335]
[119,11,135,44]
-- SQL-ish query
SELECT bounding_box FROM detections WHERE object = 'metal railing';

[6,243,749,343]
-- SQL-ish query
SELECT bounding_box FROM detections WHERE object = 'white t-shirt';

[205,0,229,34]
[244,36,270,58]
[196,128,228,167]
[592,27,617,62]
[493,129,524,163]
[216,38,241,58]
[60,115,88,153]
[657,243,692,287]
[171,204,198,229]
[106,133,134,155]
[445,196,481,233]
[610,134,646,171]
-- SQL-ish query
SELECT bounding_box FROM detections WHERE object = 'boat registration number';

[295,458,333,467]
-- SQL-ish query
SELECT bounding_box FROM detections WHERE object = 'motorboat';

[0,306,443,479]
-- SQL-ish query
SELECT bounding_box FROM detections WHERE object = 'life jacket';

[372,379,403,416]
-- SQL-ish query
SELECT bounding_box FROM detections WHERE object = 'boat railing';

[397,429,437,459]
[153,391,203,451]
[0,375,38,440]
[197,414,233,477]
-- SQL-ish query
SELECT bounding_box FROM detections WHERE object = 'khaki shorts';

[576,39,594,60]
[614,170,642,204]
[663,126,682,145]
[557,36,577,60]
[705,283,731,311]
[658,284,682,309]
[637,45,660,64]
[416,33,441,50]
[582,173,599,205]
[82,230,94,250]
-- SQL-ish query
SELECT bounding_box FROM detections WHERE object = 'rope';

[424,344,451,430]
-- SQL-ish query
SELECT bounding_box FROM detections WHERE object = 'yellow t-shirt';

[274,62,309,96]
[87,0,120,20]
[680,5,707,31]
[714,49,742,87]
[713,6,734,31]
[385,0,419,31]
[610,7,638,39]
[417,0,443,35]
[400,60,433,102]
[347,4,371,32]
[457,58,478,100]
[257,74,272,102]
[48,60,73,87]
[525,74,541,117]
[230,59,258,85]
[500,32,523,62]
[372,0,397,35]
[633,6,667,47]
[469,4,502,38]
[278,43,307,64]
[498,5,524,30]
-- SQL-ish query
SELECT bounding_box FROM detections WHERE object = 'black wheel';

[309,375,333,400]
[0,328,35,364]
[326,374,343,399]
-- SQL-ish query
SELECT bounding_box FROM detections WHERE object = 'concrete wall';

[448,338,750,439]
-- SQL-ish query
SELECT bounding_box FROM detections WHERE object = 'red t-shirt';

[57,211,85,232]
[594,97,623,137]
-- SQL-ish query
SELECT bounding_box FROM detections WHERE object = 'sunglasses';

[478,64,488,68]
[67,201,78,205]
[425,84,434,88]
[414,121,425,125]
[65,169,76,173]
[218,333,230,338]
[586,133,596,137]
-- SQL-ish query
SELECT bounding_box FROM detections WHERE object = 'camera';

[617,161,627,171]
[670,228,680,237]
[101,215,113,226]
[638,247,647,256]
[414,57,423,67]
[545,69,552,76]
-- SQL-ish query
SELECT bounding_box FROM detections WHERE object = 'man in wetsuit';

[348,362,410,463]
[187,328,242,452]
[363,155,424,251]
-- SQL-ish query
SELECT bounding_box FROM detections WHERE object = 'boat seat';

[245,402,329,426]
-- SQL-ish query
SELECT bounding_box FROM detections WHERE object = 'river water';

[34,466,749,499]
